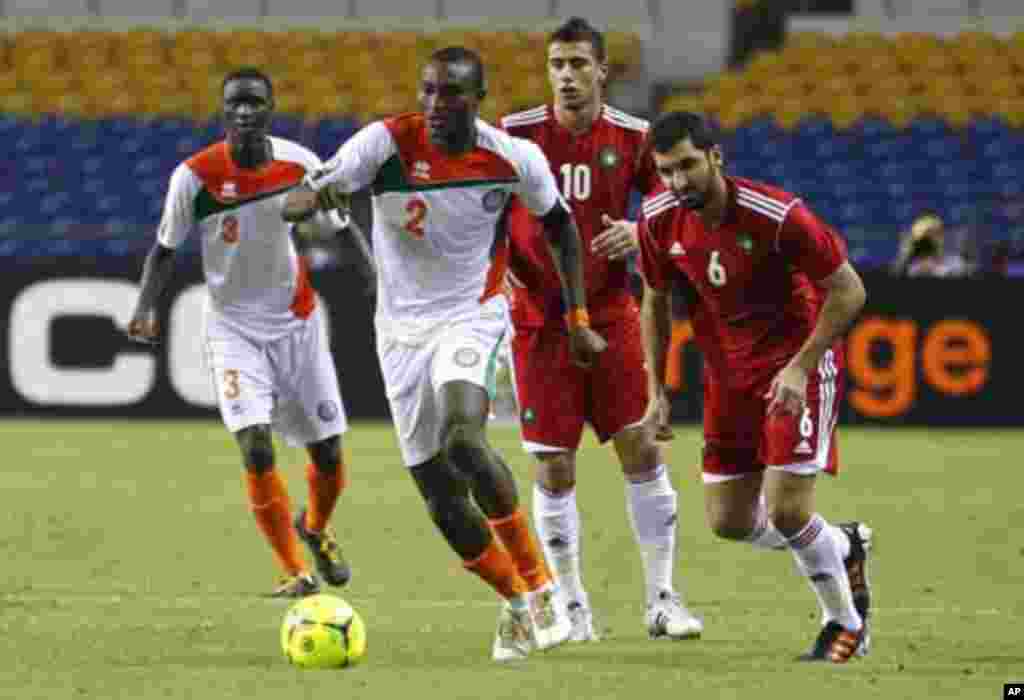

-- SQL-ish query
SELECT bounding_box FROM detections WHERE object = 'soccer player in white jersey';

[128,68,361,598]
[284,47,607,662]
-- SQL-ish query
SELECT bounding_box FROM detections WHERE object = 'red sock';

[489,509,551,591]
[245,469,306,576]
[305,462,346,532]
[463,537,528,600]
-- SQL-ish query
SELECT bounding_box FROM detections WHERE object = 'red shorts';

[511,313,648,451]
[702,347,845,482]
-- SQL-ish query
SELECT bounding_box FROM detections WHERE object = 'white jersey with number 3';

[157,136,343,341]
[309,114,562,342]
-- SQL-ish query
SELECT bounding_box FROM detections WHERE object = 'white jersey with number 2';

[308,113,563,343]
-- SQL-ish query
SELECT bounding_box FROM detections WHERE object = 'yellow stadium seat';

[0,70,19,96]
[828,96,865,131]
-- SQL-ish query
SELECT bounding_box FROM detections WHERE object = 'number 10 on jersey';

[559,163,591,201]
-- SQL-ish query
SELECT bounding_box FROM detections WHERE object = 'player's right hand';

[568,326,607,368]
[126,310,160,345]
[644,389,675,442]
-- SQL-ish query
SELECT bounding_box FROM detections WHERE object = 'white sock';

[786,514,862,631]
[626,465,678,604]
[532,483,587,607]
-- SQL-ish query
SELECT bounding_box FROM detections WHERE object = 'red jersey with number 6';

[638,176,848,389]
[501,104,660,327]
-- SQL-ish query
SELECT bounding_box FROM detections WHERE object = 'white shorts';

[377,304,507,467]
[204,305,348,447]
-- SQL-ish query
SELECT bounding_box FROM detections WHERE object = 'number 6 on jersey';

[707,250,727,287]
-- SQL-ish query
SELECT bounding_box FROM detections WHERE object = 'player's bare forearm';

[540,202,586,311]
[641,284,671,396]
[345,216,378,289]
[792,261,867,373]
[283,185,320,222]
[133,243,176,317]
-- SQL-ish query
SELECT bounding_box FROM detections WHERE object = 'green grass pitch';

[2,420,1022,699]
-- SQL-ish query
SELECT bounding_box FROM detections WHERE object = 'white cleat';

[492,602,534,662]
[529,585,572,651]
[647,590,703,640]
[567,601,600,642]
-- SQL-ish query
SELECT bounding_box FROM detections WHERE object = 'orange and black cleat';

[839,521,873,653]
[798,621,867,663]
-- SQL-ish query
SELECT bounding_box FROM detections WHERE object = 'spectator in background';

[889,213,971,278]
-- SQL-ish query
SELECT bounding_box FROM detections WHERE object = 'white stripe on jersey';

[642,190,676,217]
[502,105,549,128]
[736,187,789,220]
[603,105,649,132]
[643,193,679,221]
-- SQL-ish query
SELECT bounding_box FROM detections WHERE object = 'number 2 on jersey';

[405,198,427,239]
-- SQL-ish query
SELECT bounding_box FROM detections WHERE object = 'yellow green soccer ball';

[280,594,367,669]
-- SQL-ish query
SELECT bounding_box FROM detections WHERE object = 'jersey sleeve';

[777,202,848,281]
[306,120,395,194]
[156,163,200,249]
[637,215,671,292]
[512,138,561,217]
[632,134,661,197]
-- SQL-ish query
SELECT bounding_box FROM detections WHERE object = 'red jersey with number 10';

[501,104,659,327]
[638,176,848,389]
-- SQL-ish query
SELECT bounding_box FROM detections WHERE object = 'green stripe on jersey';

[193,185,295,222]
[371,154,518,195]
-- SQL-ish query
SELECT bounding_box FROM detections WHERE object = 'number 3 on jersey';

[707,250,727,287]
[405,198,427,239]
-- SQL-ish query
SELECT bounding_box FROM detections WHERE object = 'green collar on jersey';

[371,154,518,195]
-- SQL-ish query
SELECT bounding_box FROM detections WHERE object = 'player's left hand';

[591,215,639,261]
[765,362,809,416]
[568,326,607,368]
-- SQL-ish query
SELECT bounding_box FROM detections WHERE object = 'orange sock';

[489,509,551,591]
[463,537,528,600]
[305,462,346,533]
[245,469,306,576]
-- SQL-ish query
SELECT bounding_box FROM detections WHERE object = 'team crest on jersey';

[412,160,431,180]
[597,146,621,170]
[221,181,238,200]
[522,407,536,424]
[482,188,507,213]
[317,400,338,422]
[454,347,481,368]
[737,233,754,253]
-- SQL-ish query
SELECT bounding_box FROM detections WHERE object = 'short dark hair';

[650,111,719,153]
[222,67,273,97]
[430,46,486,93]
[549,16,606,63]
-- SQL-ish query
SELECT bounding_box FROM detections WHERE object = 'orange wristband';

[564,308,590,329]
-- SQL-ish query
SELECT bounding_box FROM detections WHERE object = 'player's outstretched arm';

[540,200,607,367]
[640,283,674,441]
[127,242,176,345]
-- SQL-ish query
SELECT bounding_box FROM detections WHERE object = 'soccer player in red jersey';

[638,111,874,663]
[501,18,701,641]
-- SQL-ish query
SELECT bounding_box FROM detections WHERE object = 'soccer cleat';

[567,601,600,642]
[647,590,703,640]
[268,572,320,599]
[528,585,572,651]
[492,603,534,662]
[839,521,873,656]
[294,508,352,587]
[798,621,866,663]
